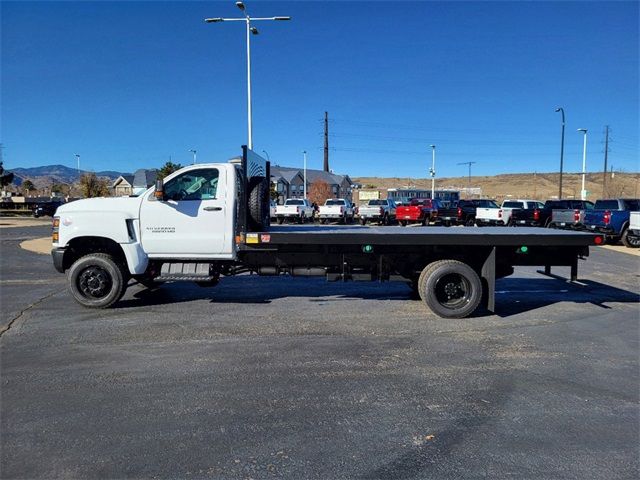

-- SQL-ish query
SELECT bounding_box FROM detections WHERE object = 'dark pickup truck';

[439,199,500,226]
[511,199,594,228]
[583,198,640,246]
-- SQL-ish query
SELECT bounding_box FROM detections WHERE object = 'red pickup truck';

[396,199,444,226]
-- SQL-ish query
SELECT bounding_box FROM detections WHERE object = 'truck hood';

[56,196,143,218]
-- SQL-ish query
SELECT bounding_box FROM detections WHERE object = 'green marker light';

[519,245,528,253]
[362,245,374,253]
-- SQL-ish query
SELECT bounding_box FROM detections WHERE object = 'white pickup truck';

[626,211,640,248]
[358,199,397,225]
[476,199,542,226]
[318,198,354,224]
[275,198,314,224]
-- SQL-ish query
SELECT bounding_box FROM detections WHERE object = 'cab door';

[139,167,227,256]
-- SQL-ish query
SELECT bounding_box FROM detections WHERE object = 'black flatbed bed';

[243,225,600,248]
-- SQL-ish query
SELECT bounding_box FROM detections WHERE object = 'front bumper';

[51,247,66,273]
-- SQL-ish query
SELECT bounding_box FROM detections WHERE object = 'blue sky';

[2,1,638,178]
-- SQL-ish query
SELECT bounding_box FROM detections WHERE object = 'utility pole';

[603,125,609,197]
[323,111,329,172]
[457,161,476,197]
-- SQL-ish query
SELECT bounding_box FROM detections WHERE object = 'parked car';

[438,199,499,226]
[318,198,355,224]
[358,199,397,225]
[625,211,640,248]
[33,203,60,218]
[396,198,444,226]
[512,199,594,228]
[548,200,595,229]
[275,198,314,224]
[583,198,640,246]
[476,199,542,226]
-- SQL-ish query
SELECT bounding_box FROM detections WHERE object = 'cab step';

[156,262,217,282]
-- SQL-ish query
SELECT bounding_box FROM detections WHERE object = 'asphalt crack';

[0,288,65,338]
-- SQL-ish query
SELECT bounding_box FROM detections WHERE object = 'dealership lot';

[1,224,639,479]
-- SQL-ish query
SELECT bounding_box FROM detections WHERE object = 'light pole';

[205,2,290,150]
[189,149,197,165]
[429,145,436,200]
[578,128,588,200]
[74,153,80,178]
[555,107,565,199]
[302,150,307,199]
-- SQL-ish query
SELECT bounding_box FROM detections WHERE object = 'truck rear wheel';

[360,218,367,225]
[417,260,482,318]
[622,229,640,248]
[67,253,128,308]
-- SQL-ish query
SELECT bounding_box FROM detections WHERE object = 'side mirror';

[154,179,164,200]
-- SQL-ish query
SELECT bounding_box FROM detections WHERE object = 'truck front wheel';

[417,260,482,318]
[67,253,128,308]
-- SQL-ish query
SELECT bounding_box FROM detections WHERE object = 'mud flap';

[481,247,496,313]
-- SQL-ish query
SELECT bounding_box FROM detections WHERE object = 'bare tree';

[308,180,333,206]
[79,173,110,198]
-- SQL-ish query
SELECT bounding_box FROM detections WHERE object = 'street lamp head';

[577,128,587,133]
[555,107,563,112]
[204,17,224,23]
[235,1,245,11]
[273,16,291,21]
[250,27,259,35]
[430,144,435,148]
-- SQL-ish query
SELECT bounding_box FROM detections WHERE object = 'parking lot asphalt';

[1,224,639,479]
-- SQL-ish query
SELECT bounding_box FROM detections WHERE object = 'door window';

[163,169,219,201]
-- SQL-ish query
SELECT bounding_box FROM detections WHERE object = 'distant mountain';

[9,164,129,184]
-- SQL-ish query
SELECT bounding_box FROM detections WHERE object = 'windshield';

[325,200,346,206]
[503,201,524,208]
[367,200,387,205]
[474,200,499,208]
[285,199,304,206]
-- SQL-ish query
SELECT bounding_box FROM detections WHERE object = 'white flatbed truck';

[51,148,603,318]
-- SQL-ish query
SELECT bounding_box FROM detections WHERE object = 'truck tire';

[360,218,367,225]
[67,253,128,308]
[622,229,640,248]
[465,218,475,227]
[417,259,482,318]
[400,220,407,227]
[248,178,270,231]
[277,217,284,225]
[547,222,557,229]
[382,213,389,226]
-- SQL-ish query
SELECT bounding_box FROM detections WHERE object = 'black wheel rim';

[78,266,113,299]
[434,273,471,310]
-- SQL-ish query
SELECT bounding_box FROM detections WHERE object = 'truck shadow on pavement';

[488,277,640,317]
[116,275,639,318]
